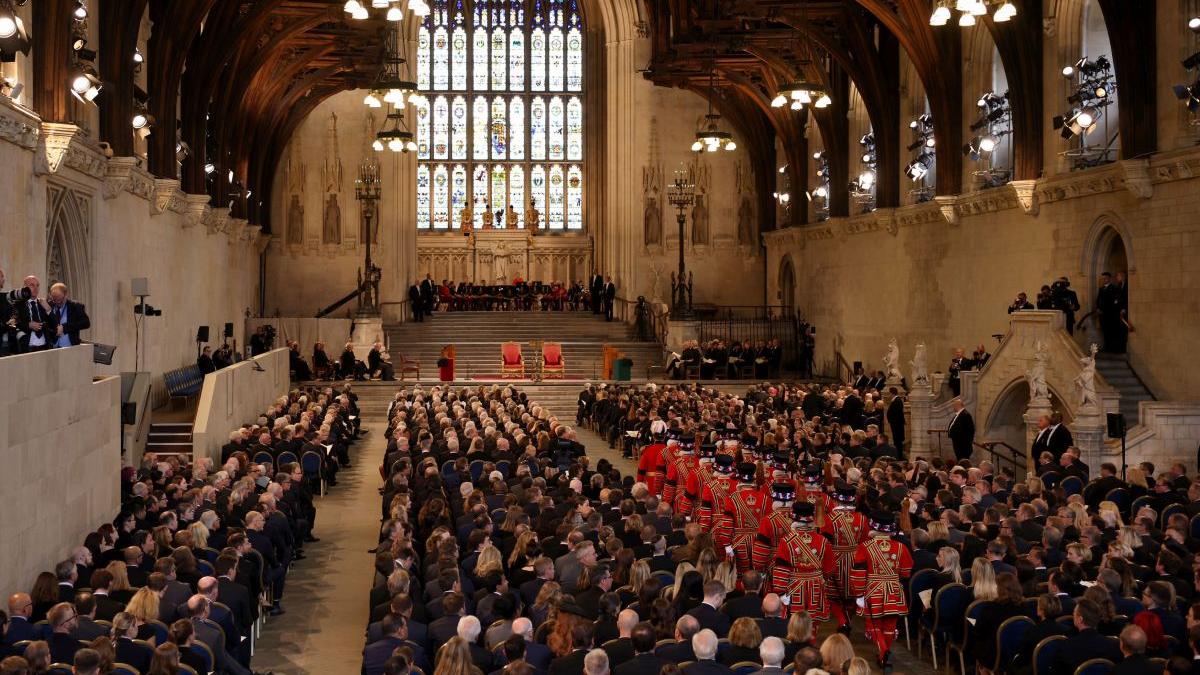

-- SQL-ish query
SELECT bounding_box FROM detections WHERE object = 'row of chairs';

[11,635,212,675]
[251,449,327,496]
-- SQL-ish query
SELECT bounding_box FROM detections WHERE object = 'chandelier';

[771,78,831,110]
[929,0,1016,26]
[374,108,417,153]
[344,0,430,21]
[690,67,737,153]
[364,26,426,110]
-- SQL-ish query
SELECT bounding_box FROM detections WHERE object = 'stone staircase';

[1096,353,1155,426]
[145,422,194,461]
[383,311,663,381]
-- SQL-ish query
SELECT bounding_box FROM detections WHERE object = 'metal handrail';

[976,439,1026,476]
[835,350,854,383]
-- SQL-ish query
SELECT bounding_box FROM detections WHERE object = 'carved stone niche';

[183,193,212,229]
[205,207,232,235]
[36,122,108,179]
[103,157,154,201]
[1009,179,1039,216]
[151,178,185,215]
[934,195,959,226]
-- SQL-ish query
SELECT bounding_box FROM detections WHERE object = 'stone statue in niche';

[883,338,902,383]
[1026,340,1050,402]
[690,194,709,246]
[323,194,341,244]
[287,194,304,244]
[735,161,756,245]
[737,196,755,245]
[911,342,928,385]
[643,165,662,246]
[690,159,711,246]
[1074,343,1100,410]
[323,112,342,194]
[525,199,541,230]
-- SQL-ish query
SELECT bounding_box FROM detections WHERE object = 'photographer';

[0,267,24,356]
[1049,276,1080,334]
[1007,291,1035,314]
[16,275,57,352]
[47,282,90,347]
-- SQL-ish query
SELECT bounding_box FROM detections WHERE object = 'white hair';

[692,629,718,660]
[583,649,609,675]
[456,615,481,642]
[760,637,785,667]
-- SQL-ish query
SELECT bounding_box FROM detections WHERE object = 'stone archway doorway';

[981,379,1071,473]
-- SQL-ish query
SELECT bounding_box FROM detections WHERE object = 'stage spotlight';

[905,158,929,181]
[1190,17,1200,32]
[979,134,999,153]
[0,8,29,60]
[1184,52,1200,71]
[70,66,102,102]
[204,162,215,175]
[73,1,87,20]
[131,109,154,130]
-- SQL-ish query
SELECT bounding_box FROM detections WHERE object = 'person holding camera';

[48,282,90,348]
[1050,277,1080,334]
[0,267,22,356]
[1007,291,1035,313]
[16,275,57,352]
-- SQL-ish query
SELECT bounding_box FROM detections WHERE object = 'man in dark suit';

[15,275,56,352]
[686,581,731,637]
[603,276,617,321]
[46,602,82,665]
[614,624,668,675]
[756,595,788,639]
[657,616,699,662]
[682,629,731,675]
[88,570,125,622]
[0,267,19,356]
[71,593,110,641]
[1113,624,1152,675]
[724,572,764,620]
[603,610,638,669]
[215,557,254,634]
[409,281,424,322]
[947,399,975,461]
[47,282,90,347]
[886,389,906,454]
[947,348,972,396]
[420,273,435,317]
[1051,598,1122,675]
[590,272,604,314]
[363,615,429,675]
[428,592,466,647]
[1012,594,1069,672]
[1083,462,1127,510]
[55,559,77,602]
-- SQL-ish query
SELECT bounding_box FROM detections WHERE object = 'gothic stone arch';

[45,181,94,309]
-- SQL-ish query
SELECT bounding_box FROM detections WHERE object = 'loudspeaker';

[224,322,234,338]
[131,277,149,297]
[1107,412,1127,439]
[121,402,137,425]
[92,343,116,365]
[196,326,210,343]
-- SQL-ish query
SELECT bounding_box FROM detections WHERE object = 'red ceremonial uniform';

[681,460,711,518]
[697,471,734,531]
[752,508,792,575]
[850,534,914,660]
[822,508,870,601]
[772,525,837,619]
[715,483,766,574]
[798,483,835,513]
[664,452,699,514]
[637,443,667,496]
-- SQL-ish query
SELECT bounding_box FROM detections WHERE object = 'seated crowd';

[0,385,363,675]
[664,340,783,381]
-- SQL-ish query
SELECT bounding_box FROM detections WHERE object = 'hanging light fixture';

[930,0,1017,27]
[365,25,421,111]
[345,0,427,21]
[772,2,832,112]
[375,107,418,153]
[691,63,736,153]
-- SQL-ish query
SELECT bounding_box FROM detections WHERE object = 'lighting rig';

[848,133,876,212]
[905,114,936,202]
[964,90,1012,188]
[1053,55,1116,169]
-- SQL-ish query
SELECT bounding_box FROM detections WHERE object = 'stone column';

[908,383,935,461]
[1071,406,1107,470]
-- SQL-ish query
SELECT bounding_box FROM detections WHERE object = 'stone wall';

[0,100,261,398]
[0,347,121,597]
[192,348,291,463]
[765,149,1200,405]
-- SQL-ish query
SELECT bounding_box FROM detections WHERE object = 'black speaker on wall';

[196,326,210,343]
[1106,412,1126,439]
[224,322,234,338]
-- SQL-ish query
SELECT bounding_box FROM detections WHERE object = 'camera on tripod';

[134,303,162,316]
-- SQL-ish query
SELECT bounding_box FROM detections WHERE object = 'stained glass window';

[433,165,450,229]
[566,96,582,160]
[547,96,564,160]
[451,96,468,159]
[547,28,564,91]
[490,97,508,159]
[433,27,450,90]
[451,164,468,226]
[417,0,585,230]
[530,97,546,160]
[433,96,450,159]
[509,97,525,160]
[451,26,468,90]
[472,96,489,160]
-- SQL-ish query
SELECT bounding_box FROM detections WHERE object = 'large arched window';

[416,0,585,230]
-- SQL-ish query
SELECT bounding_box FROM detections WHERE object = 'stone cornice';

[764,145,1200,247]
[182,193,212,229]
[36,123,107,179]
[102,157,154,201]
[151,178,186,215]
[0,96,39,151]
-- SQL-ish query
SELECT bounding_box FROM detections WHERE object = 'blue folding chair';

[1104,487,1130,514]
[112,665,139,675]
[1033,635,1067,675]
[191,642,215,674]
[947,599,989,675]
[1190,513,1200,541]
[301,450,325,496]
[469,460,485,482]
[731,663,759,675]
[276,451,298,466]
[1073,658,1115,675]
[1040,471,1061,489]
[920,583,970,671]
[1060,475,1083,496]
[1130,495,1154,517]
[1161,503,1186,528]
[906,568,939,651]
[496,460,511,477]
[993,615,1034,674]
[253,451,274,466]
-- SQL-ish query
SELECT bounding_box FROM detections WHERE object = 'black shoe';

[269,606,285,616]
